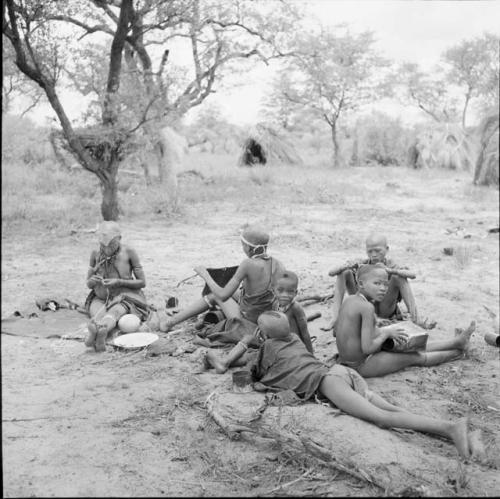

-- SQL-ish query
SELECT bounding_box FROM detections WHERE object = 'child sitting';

[250,311,472,459]
[204,269,314,373]
[160,226,285,346]
[274,270,314,354]
[324,233,420,333]
[335,264,475,377]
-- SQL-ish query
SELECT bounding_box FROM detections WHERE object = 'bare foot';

[205,350,228,374]
[85,320,97,347]
[94,324,108,353]
[448,418,470,459]
[454,321,476,350]
[468,429,487,463]
[159,318,174,333]
[416,317,437,330]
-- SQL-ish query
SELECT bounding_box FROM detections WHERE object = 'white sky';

[20,0,500,127]
[211,0,500,126]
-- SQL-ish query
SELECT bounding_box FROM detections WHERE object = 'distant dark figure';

[243,139,267,166]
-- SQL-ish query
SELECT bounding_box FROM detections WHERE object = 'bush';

[1,114,55,165]
[350,112,413,166]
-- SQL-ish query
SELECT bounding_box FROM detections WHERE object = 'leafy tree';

[396,62,460,123]
[3,0,297,219]
[272,26,390,167]
[443,32,500,127]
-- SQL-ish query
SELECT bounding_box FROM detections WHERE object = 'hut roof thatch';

[238,123,303,166]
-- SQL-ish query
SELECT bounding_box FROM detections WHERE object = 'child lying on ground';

[84,221,150,352]
[250,311,472,459]
[335,264,475,378]
[324,233,421,333]
[160,226,285,346]
[204,270,314,372]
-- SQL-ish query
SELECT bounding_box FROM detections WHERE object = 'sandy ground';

[2,165,499,497]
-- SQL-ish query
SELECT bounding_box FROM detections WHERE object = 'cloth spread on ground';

[1,309,88,340]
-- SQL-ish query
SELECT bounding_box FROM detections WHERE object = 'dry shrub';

[350,112,413,167]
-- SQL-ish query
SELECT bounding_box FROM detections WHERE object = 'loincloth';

[322,364,374,402]
[337,353,374,371]
[85,290,150,321]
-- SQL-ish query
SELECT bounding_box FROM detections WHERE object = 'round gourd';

[118,314,141,333]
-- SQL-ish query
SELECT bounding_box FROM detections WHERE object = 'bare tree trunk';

[330,123,340,168]
[462,90,471,129]
[99,157,120,221]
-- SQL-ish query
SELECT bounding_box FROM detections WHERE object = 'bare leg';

[92,303,127,352]
[160,297,210,331]
[160,294,241,332]
[322,270,356,332]
[205,334,253,373]
[368,392,404,413]
[396,277,419,323]
[86,298,107,347]
[319,376,470,458]
[212,295,241,320]
[426,321,475,352]
[377,276,418,322]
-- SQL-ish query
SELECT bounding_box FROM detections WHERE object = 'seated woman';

[160,226,285,346]
[84,221,149,352]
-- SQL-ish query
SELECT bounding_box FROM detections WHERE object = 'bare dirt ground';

[2,164,499,497]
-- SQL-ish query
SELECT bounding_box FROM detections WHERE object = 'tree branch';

[102,0,133,125]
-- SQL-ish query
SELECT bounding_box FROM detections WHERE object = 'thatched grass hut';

[473,112,499,186]
[238,124,303,167]
[409,123,477,171]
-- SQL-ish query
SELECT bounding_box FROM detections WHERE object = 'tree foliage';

[443,32,500,126]
[3,0,298,219]
[270,25,390,167]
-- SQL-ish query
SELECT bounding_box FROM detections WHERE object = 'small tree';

[396,62,460,123]
[274,26,390,167]
[444,32,500,127]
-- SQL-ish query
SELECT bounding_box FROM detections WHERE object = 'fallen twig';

[260,469,313,495]
[298,293,334,306]
[3,416,88,422]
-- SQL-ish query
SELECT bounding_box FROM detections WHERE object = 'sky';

[18,0,500,127]
[208,0,500,126]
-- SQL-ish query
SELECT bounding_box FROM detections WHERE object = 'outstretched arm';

[195,261,247,301]
[328,259,362,277]
[386,266,416,279]
[293,305,314,354]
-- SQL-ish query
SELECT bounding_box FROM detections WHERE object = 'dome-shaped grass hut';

[238,124,303,167]
[409,123,477,171]
[473,111,499,187]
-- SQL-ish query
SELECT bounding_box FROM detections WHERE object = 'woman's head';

[97,221,122,255]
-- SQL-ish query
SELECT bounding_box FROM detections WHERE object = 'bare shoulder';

[344,295,373,313]
[123,245,141,259]
[290,301,306,316]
